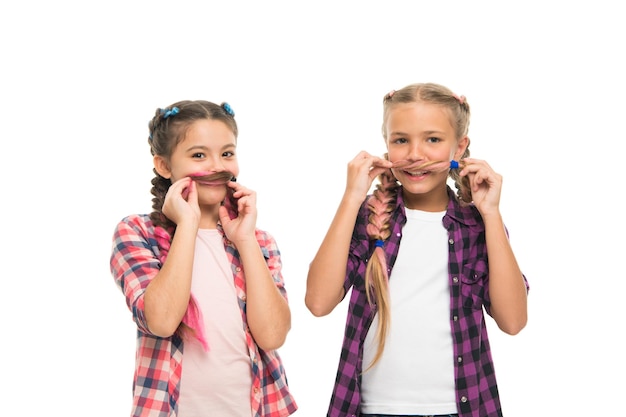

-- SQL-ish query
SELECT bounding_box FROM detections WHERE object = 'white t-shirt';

[178,229,253,417]
[361,209,457,415]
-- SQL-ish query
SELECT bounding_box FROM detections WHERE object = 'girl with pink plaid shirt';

[110,100,297,417]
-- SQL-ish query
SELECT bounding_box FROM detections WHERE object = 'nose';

[407,142,425,162]
[205,155,226,172]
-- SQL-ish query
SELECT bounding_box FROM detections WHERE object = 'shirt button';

[457,356,463,363]
[242,295,247,301]
[449,238,454,244]
[461,396,468,403]
[236,267,241,272]
[453,315,458,321]
[396,233,401,237]
[452,277,459,283]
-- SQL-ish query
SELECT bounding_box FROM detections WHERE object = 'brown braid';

[149,175,175,230]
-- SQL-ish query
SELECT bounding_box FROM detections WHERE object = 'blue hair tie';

[162,107,180,119]
[375,239,384,248]
[222,102,235,116]
[449,160,459,169]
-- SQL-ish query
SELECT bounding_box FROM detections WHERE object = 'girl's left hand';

[219,181,257,244]
[459,158,502,216]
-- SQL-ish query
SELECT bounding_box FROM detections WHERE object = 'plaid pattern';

[327,186,529,417]
[110,214,297,417]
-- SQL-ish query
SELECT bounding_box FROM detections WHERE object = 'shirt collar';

[394,185,481,228]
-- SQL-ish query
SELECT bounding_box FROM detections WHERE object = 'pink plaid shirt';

[110,214,297,417]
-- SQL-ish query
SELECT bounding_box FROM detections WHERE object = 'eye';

[392,137,408,145]
[427,136,442,143]
[223,150,235,157]
[191,152,205,159]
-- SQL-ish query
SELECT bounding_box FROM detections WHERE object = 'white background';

[2,1,624,416]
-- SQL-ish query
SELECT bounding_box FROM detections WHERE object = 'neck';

[402,188,449,212]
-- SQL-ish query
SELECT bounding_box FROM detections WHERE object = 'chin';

[399,179,438,194]
[198,189,228,205]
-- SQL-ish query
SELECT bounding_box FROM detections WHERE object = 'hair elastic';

[222,102,235,116]
[449,160,459,169]
[161,107,180,119]
[375,240,384,248]
[452,94,466,104]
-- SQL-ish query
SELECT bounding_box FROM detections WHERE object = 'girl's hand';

[459,158,502,216]
[219,181,257,244]
[162,177,201,228]
[345,151,393,202]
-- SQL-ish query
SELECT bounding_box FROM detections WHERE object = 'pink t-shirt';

[178,229,253,417]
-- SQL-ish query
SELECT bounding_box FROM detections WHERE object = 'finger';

[173,177,193,199]
[227,180,253,197]
[232,187,252,201]
[369,165,389,180]
[218,204,232,223]
[372,157,393,169]
[185,180,198,203]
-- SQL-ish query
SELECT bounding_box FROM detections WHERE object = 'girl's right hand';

[345,151,393,202]
[162,177,201,228]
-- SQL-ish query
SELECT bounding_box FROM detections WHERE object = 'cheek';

[386,148,403,161]
[228,162,240,178]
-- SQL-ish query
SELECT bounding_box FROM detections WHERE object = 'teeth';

[408,171,427,176]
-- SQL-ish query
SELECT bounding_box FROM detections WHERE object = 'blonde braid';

[364,168,398,371]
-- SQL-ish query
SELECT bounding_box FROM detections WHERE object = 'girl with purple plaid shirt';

[110,100,297,417]
[305,83,529,417]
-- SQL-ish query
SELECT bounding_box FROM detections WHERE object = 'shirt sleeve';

[256,229,289,301]
[110,214,160,334]
[343,201,371,300]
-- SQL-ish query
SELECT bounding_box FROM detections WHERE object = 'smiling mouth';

[405,170,429,176]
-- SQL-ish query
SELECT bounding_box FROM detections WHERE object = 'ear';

[153,155,172,179]
[454,136,470,160]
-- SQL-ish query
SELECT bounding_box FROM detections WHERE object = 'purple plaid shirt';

[327,186,529,417]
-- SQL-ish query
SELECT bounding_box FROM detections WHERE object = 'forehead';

[179,118,237,146]
[386,102,454,132]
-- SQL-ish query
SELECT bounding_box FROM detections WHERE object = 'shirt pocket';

[460,259,488,310]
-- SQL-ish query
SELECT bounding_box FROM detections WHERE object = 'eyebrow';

[389,130,446,137]
[184,143,236,152]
